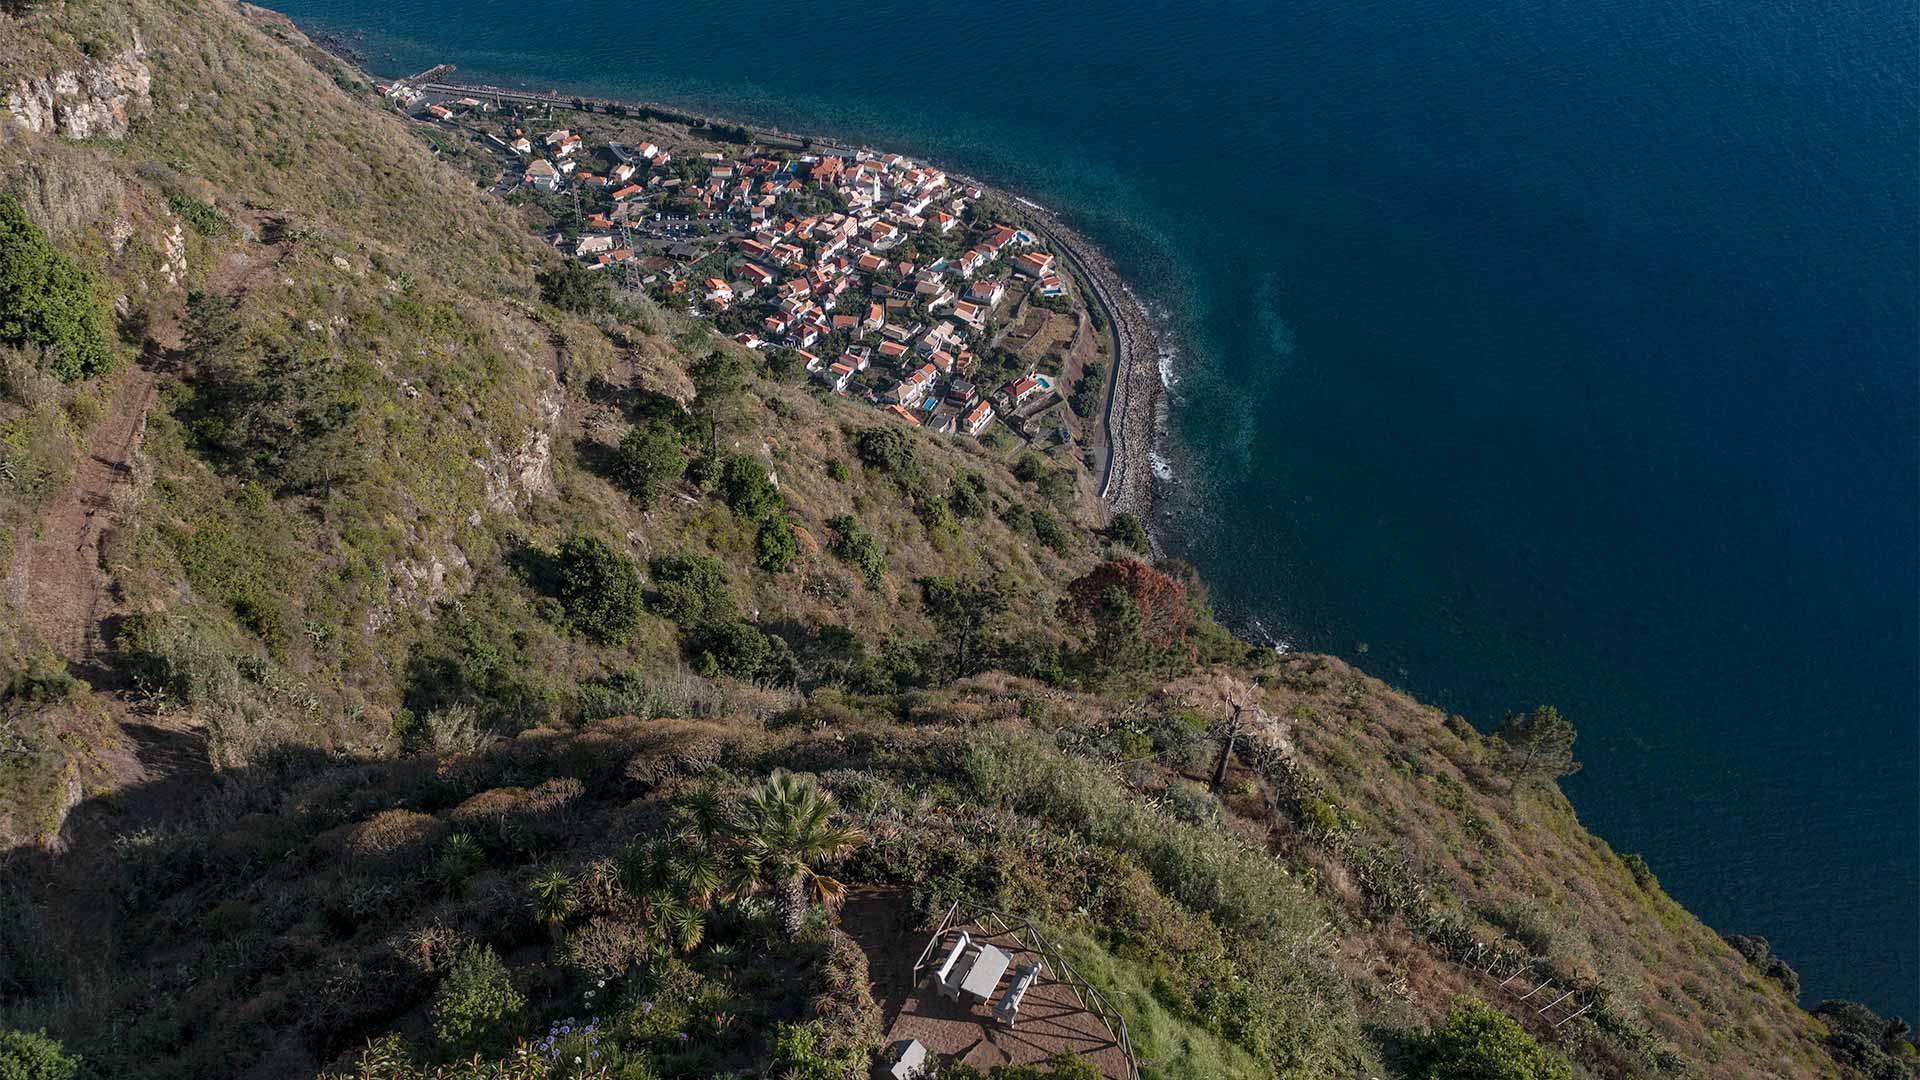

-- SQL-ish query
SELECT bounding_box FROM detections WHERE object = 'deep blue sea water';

[276,0,1920,1019]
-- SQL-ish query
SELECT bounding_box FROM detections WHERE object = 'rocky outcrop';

[3,37,152,142]
[476,387,561,512]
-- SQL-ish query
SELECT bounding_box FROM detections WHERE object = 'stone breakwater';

[1021,214,1159,518]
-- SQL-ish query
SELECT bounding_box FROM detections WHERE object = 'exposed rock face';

[160,221,186,288]
[384,544,472,621]
[3,38,152,142]
[477,388,561,513]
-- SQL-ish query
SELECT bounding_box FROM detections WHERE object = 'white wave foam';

[1149,450,1175,482]
[1246,618,1295,655]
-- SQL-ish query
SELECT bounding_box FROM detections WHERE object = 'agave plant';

[723,770,865,936]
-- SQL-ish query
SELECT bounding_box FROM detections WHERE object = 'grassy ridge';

[0,2,1900,1079]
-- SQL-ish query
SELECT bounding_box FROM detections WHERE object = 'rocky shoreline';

[1020,214,1160,520]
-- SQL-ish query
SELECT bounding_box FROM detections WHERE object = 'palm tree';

[725,770,865,935]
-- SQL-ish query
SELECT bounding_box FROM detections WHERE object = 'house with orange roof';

[999,375,1042,411]
[816,360,856,393]
[982,224,1021,254]
[962,399,995,436]
[966,278,1005,307]
[1012,251,1056,278]
[884,404,921,425]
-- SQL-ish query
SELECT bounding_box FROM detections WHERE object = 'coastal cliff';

[0,2,1906,1079]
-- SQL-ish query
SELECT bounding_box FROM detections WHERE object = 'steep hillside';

[0,3,1908,1079]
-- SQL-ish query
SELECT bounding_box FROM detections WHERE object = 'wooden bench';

[993,962,1041,1027]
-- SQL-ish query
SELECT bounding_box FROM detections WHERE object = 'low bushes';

[1414,998,1571,1080]
[430,943,524,1054]
[0,1028,80,1080]
[824,516,884,587]
[0,195,115,383]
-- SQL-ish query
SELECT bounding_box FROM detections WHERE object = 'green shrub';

[686,452,723,488]
[766,1019,866,1080]
[688,619,795,684]
[554,534,644,644]
[853,426,917,482]
[431,833,486,895]
[1012,452,1048,484]
[1030,510,1071,555]
[917,494,957,536]
[0,1028,80,1080]
[537,261,610,315]
[825,515,885,587]
[1415,998,1571,1080]
[988,1053,1101,1079]
[0,195,115,382]
[755,515,800,573]
[168,194,230,238]
[648,552,737,627]
[948,471,990,520]
[1622,851,1658,891]
[613,422,688,507]
[1105,512,1150,554]
[719,454,783,521]
[430,943,524,1053]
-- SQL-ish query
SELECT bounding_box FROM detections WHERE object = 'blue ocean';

[276,0,1920,1018]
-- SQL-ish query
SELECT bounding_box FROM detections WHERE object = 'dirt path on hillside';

[6,356,160,665]
[8,218,293,671]
[6,222,296,845]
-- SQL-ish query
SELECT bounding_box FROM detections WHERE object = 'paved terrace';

[844,894,1137,1079]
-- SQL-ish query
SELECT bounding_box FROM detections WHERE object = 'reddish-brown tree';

[1062,558,1191,648]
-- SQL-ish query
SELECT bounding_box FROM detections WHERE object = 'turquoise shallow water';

[278,0,1919,1018]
